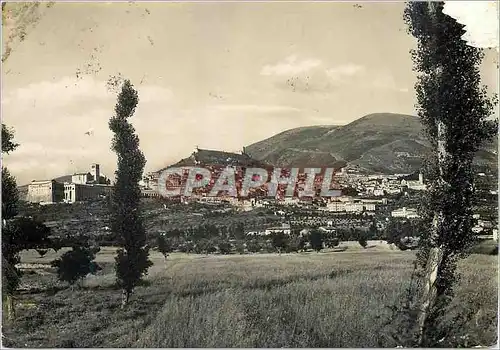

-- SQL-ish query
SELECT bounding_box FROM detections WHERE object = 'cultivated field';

[3,242,498,348]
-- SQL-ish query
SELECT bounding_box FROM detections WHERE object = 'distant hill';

[245,113,497,174]
[152,148,270,174]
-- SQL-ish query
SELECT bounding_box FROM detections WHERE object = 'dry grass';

[3,247,498,348]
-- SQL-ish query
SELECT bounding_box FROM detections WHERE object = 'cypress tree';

[404,2,497,346]
[109,80,152,307]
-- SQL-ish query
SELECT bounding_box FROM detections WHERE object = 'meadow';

[3,242,498,348]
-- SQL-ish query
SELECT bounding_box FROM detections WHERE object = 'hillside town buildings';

[26,180,65,204]
[141,147,434,217]
[27,163,112,204]
[391,207,420,219]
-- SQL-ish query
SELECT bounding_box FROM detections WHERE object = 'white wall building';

[391,207,420,219]
[264,223,291,235]
[72,172,92,185]
[364,203,376,212]
[345,203,364,213]
[64,183,112,203]
[27,180,64,204]
[327,202,346,212]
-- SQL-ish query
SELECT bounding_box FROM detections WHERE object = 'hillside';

[246,113,497,173]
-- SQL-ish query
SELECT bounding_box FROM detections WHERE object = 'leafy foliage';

[324,237,340,249]
[193,239,217,255]
[286,235,306,253]
[2,167,19,221]
[2,124,19,155]
[246,240,261,253]
[385,2,500,346]
[51,246,100,286]
[2,217,52,295]
[384,218,425,250]
[309,229,324,252]
[156,234,172,259]
[109,80,152,302]
[357,234,368,249]
[235,241,245,254]
[2,124,54,310]
[270,231,288,253]
[218,241,232,255]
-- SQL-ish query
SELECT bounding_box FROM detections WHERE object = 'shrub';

[194,239,217,255]
[358,236,368,249]
[218,241,232,255]
[287,235,305,253]
[235,242,245,254]
[51,246,100,287]
[246,240,261,253]
[156,234,172,260]
[309,229,324,252]
[325,238,340,248]
[270,231,289,254]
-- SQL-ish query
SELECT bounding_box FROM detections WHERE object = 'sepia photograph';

[1,1,498,348]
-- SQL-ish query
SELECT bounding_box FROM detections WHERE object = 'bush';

[178,241,194,254]
[287,235,305,253]
[270,231,289,254]
[358,236,368,249]
[246,240,261,253]
[194,239,217,255]
[325,238,340,248]
[218,241,232,255]
[309,229,324,252]
[157,234,172,259]
[51,246,100,287]
[235,242,245,254]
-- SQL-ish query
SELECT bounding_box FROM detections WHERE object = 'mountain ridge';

[245,113,497,174]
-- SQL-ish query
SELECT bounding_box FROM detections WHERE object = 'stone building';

[26,163,112,204]
[391,207,420,219]
[63,183,113,203]
[27,180,64,204]
[72,172,92,185]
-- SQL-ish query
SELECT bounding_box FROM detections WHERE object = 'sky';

[2,2,498,185]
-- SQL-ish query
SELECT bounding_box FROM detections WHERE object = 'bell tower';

[91,163,100,183]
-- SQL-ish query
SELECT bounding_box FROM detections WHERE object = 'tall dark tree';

[270,231,288,254]
[309,229,324,252]
[156,233,172,261]
[2,125,53,320]
[403,2,497,346]
[109,80,152,307]
[2,124,19,155]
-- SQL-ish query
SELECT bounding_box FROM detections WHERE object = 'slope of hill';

[245,125,340,162]
[246,113,497,174]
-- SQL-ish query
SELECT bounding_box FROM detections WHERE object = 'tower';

[91,163,100,183]
[418,172,424,184]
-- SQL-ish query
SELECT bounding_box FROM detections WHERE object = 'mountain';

[245,113,497,174]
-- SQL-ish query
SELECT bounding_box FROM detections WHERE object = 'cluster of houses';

[26,163,113,204]
[141,146,425,207]
[334,171,427,196]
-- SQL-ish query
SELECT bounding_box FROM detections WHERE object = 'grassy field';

[3,242,498,348]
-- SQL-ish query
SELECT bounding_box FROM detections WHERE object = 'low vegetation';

[2,247,497,348]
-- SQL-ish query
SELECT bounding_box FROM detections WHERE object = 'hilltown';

[156,166,343,198]
[22,147,497,240]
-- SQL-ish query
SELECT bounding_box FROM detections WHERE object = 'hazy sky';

[2,2,498,185]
